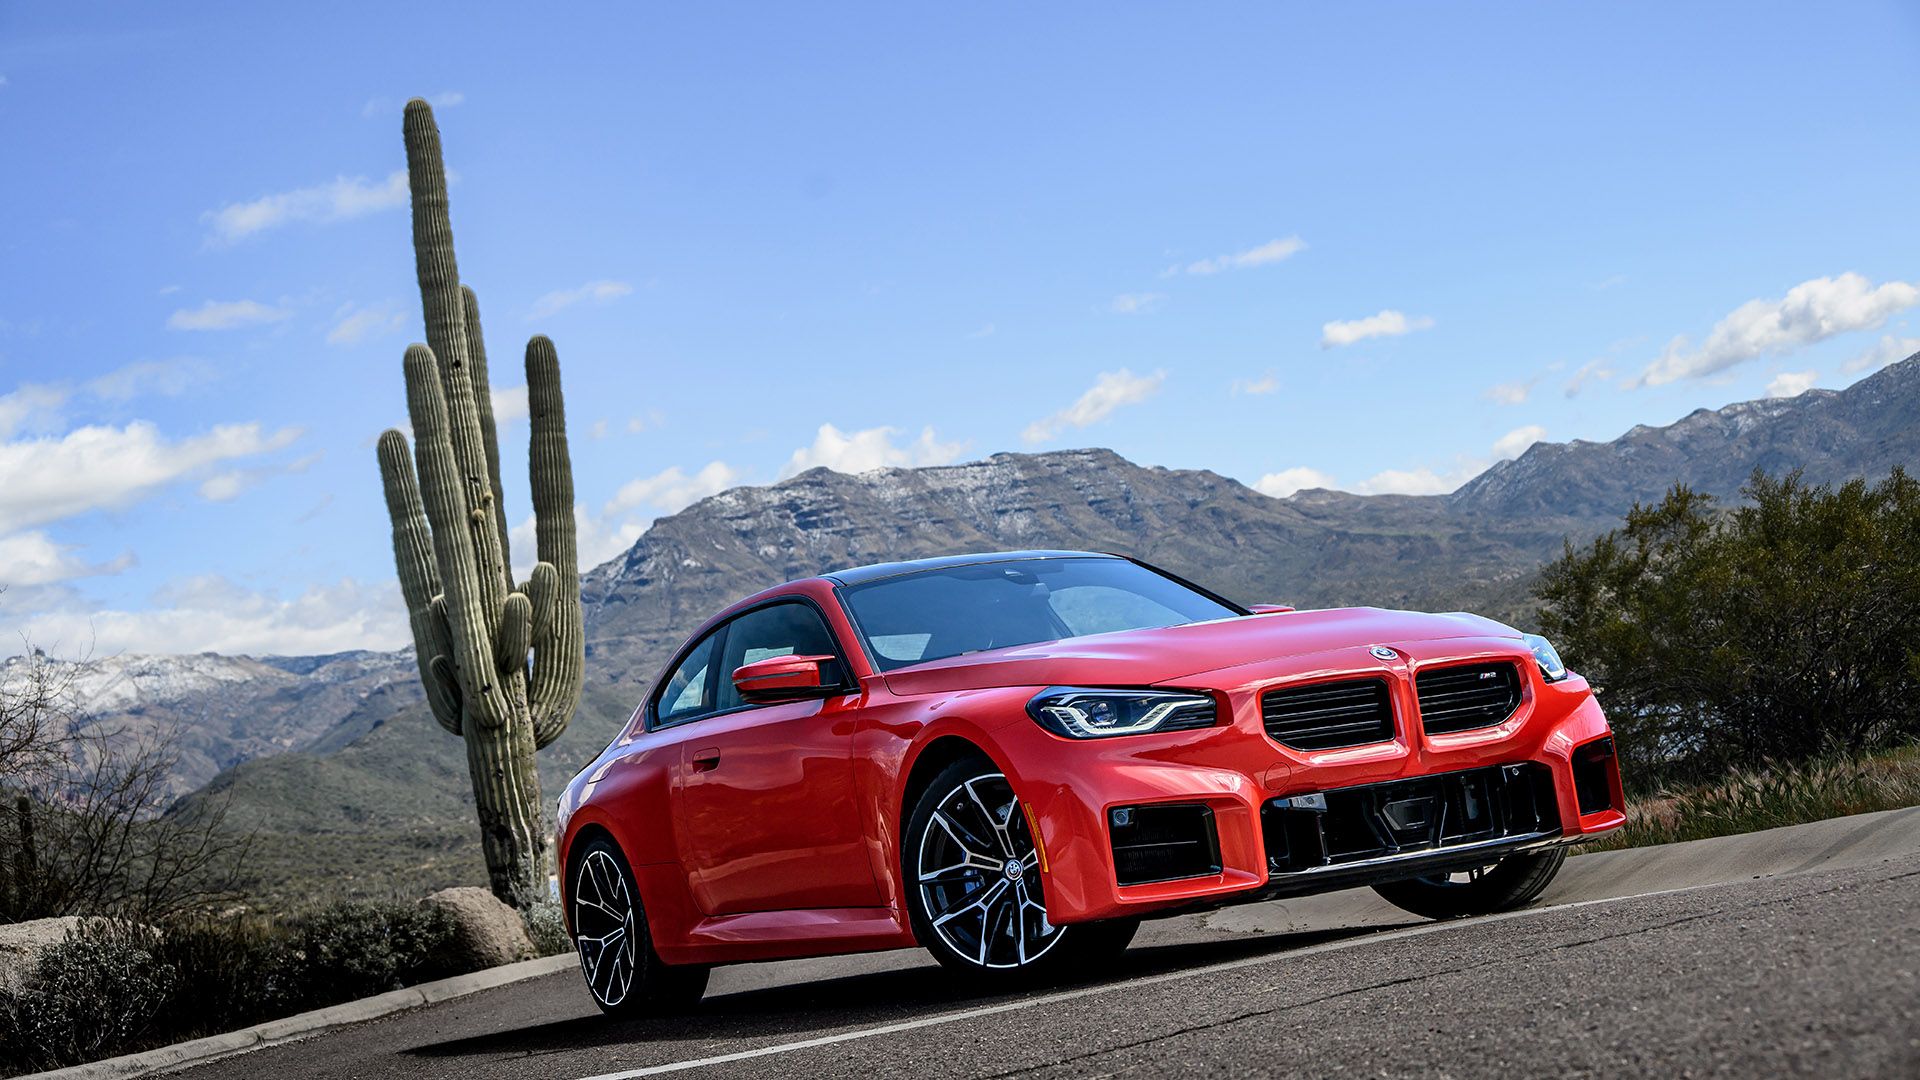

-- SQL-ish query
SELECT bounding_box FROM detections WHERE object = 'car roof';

[821,549,1116,587]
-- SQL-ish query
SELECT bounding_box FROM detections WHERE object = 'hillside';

[128,354,1920,900]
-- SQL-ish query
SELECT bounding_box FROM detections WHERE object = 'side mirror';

[731,654,840,704]
[1248,603,1295,614]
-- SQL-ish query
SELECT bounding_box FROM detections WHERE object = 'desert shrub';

[152,913,302,1036]
[1538,468,1920,789]
[523,901,572,957]
[293,900,461,1007]
[0,920,177,1074]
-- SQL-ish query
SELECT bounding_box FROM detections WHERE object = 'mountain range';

[22,353,1916,901]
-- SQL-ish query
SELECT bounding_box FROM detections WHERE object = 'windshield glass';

[839,557,1242,671]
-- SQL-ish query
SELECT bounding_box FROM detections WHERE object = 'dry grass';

[1589,744,1920,852]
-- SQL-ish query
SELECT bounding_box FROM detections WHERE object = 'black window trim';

[645,594,857,732]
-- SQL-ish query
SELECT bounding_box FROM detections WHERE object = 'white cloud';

[326,302,406,346]
[1254,467,1336,498]
[1321,310,1434,348]
[1171,236,1307,276]
[0,531,133,587]
[589,419,610,440]
[1232,373,1279,396]
[490,385,529,426]
[605,461,740,516]
[0,383,68,439]
[202,171,409,244]
[1022,369,1165,444]
[168,299,290,331]
[1842,334,1920,374]
[83,359,205,401]
[1765,371,1819,399]
[3,575,408,657]
[1637,273,1920,387]
[1483,379,1532,406]
[1492,424,1546,460]
[780,424,967,478]
[1109,292,1165,315]
[513,461,743,576]
[528,280,633,320]
[1563,357,1615,398]
[1354,468,1457,496]
[967,323,996,339]
[0,421,300,530]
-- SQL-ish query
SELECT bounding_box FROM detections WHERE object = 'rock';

[420,887,534,970]
[0,916,98,991]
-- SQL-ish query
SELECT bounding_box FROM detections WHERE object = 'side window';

[656,630,720,724]
[713,602,846,713]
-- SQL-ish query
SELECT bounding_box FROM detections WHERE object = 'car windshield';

[839,557,1243,671]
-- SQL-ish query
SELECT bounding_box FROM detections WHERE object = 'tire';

[569,834,710,1016]
[903,755,1138,982]
[1370,846,1568,920]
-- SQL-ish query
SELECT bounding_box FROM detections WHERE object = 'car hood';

[879,607,1523,697]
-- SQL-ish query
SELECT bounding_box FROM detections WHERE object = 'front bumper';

[994,645,1626,924]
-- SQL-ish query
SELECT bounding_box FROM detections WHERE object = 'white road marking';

[575,879,1737,1079]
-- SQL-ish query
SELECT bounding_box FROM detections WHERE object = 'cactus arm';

[376,429,461,734]
[525,336,584,748]
[404,343,511,728]
[461,284,513,581]
[403,99,509,634]
[497,592,532,674]
[425,594,462,735]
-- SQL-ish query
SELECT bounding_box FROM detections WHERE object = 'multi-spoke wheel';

[569,835,709,1016]
[1371,847,1567,920]
[904,756,1136,979]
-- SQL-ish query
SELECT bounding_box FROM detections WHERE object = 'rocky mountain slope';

[54,353,1920,900]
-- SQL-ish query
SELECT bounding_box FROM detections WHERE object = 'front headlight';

[1522,633,1569,683]
[1027,687,1217,739]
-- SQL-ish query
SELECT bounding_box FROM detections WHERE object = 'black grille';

[1416,662,1522,734]
[1263,762,1561,875]
[1262,678,1395,750]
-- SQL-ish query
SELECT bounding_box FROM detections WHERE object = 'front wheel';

[570,834,710,1016]
[904,757,1137,981]
[1370,846,1567,920]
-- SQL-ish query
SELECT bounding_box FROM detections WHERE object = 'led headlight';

[1522,633,1569,683]
[1027,687,1217,739]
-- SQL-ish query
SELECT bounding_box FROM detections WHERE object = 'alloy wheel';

[573,848,639,1007]
[916,772,1065,969]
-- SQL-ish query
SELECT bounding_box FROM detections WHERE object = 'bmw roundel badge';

[1370,645,1399,661]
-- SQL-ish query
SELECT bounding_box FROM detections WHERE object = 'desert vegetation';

[1536,468,1920,830]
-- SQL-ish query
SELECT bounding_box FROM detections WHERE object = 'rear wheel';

[904,756,1137,981]
[570,834,710,1016]
[1370,847,1567,920]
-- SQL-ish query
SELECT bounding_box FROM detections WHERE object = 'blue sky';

[3,2,1918,656]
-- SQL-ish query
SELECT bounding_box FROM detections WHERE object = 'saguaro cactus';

[376,99,584,908]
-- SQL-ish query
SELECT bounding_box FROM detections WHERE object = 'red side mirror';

[731,654,839,704]
[1248,603,1295,614]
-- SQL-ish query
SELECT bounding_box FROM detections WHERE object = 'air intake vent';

[1416,662,1522,734]
[1262,678,1395,750]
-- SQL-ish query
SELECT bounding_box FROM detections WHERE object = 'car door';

[665,599,879,916]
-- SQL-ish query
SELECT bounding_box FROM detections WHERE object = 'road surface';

[172,808,1920,1079]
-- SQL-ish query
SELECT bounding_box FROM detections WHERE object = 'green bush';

[0,920,178,1075]
[0,899,480,1075]
[1538,468,1920,789]
[294,900,461,1008]
[523,901,572,958]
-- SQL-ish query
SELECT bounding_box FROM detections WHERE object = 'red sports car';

[557,551,1625,1012]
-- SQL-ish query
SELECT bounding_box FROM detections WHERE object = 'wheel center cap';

[1004,858,1024,881]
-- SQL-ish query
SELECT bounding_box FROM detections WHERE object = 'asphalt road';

[173,812,1920,1079]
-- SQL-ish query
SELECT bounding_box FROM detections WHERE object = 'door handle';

[691,748,721,771]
